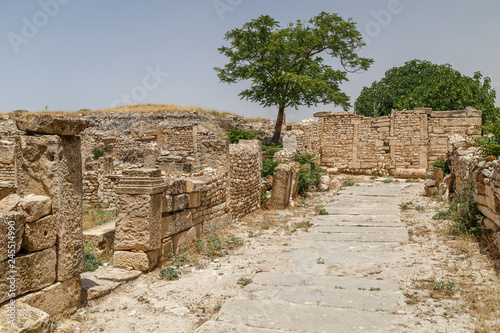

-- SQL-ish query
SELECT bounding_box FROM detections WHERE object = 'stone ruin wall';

[289,108,481,176]
[448,136,500,254]
[0,116,87,325]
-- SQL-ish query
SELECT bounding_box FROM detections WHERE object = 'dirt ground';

[61,176,500,333]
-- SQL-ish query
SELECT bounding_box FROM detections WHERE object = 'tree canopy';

[215,12,373,142]
[354,59,499,123]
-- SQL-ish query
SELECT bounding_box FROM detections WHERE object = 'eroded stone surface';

[22,215,56,252]
[16,114,89,135]
[18,195,52,223]
[0,302,50,333]
[0,212,25,262]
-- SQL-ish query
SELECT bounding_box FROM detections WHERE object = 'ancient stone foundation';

[0,115,88,327]
[288,108,481,176]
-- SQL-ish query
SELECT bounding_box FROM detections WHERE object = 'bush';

[342,178,355,187]
[159,267,180,281]
[262,158,280,178]
[91,147,105,160]
[434,181,483,236]
[84,252,102,272]
[469,121,500,157]
[430,156,450,175]
[295,152,324,197]
[226,127,259,144]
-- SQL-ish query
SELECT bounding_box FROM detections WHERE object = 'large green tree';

[215,12,373,142]
[354,59,499,123]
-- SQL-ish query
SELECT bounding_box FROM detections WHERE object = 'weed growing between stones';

[433,181,484,237]
[84,251,102,272]
[159,267,181,281]
[82,202,115,230]
[433,280,459,296]
[237,278,253,286]
[405,178,420,183]
[91,147,105,160]
[342,178,355,187]
[194,229,244,259]
[315,205,328,215]
[169,252,189,267]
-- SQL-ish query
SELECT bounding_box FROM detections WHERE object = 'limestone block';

[0,183,17,202]
[186,179,208,193]
[19,195,52,223]
[172,226,201,255]
[433,168,444,182]
[161,238,173,257]
[483,217,500,233]
[283,135,298,151]
[0,212,25,262]
[18,275,81,317]
[162,195,173,213]
[113,250,159,271]
[161,210,192,238]
[22,215,56,252]
[173,194,189,211]
[0,247,56,304]
[114,193,161,252]
[0,302,50,333]
[0,194,21,212]
[0,141,14,165]
[443,174,455,189]
[83,221,115,251]
[16,114,88,135]
[329,178,342,191]
[269,163,293,210]
[189,192,201,208]
[318,175,330,192]
[440,117,481,127]
[425,186,437,197]
[394,168,426,179]
[16,135,84,282]
[290,162,301,200]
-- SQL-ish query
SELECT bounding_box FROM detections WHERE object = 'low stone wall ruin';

[448,137,500,253]
[288,108,481,176]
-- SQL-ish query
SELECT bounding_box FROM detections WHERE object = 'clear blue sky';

[1,0,499,122]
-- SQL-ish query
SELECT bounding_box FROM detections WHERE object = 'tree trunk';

[271,106,285,143]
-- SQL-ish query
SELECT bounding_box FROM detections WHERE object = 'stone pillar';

[289,162,301,201]
[269,163,293,210]
[113,169,165,271]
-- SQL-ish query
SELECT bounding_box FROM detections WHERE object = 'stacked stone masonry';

[448,136,500,254]
[0,115,86,323]
[289,108,481,176]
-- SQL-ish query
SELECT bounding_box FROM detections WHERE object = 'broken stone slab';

[83,221,115,251]
[0,247,56,304]
[22,215,57,252]
[16,114,89,136]
[81,277,121,302]
[0,302,51,333]
[216,298,395,332]
[18,195,52,223]
[93,266,142,282]
[0,194,21,212]
[18,275,81,317]
[113,249,160,271]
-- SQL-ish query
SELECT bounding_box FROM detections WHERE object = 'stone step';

[301,230,408,243]
[253,272,400,291]
[214,299,395,332]
[310,226,407,234]
[290,240,400,252]
[279,250,400,265]
[244,284,403,311]
[196,321,287,333]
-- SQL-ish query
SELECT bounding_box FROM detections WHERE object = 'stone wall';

[0,115,87,321]
[113,140,262,271]
[228,140,261,219]
[448,137,500,254]
[290,108,481,176]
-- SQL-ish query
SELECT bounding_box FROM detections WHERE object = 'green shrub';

[237,278,253,286]
[342,178,355,187]
[137,150,144,158]
[469,121,500,157]
[261,142,283,158]
[91,147,105,160]
[84,252,102,272]
[159,267,180,281]
[194,229,244,259]
[430,156,450,175]
[295,152,324,197]
[315,205,328,215]
[261,158,280,178]
[226,127,259,144]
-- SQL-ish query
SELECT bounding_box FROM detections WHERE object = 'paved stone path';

[198,182,409,332]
